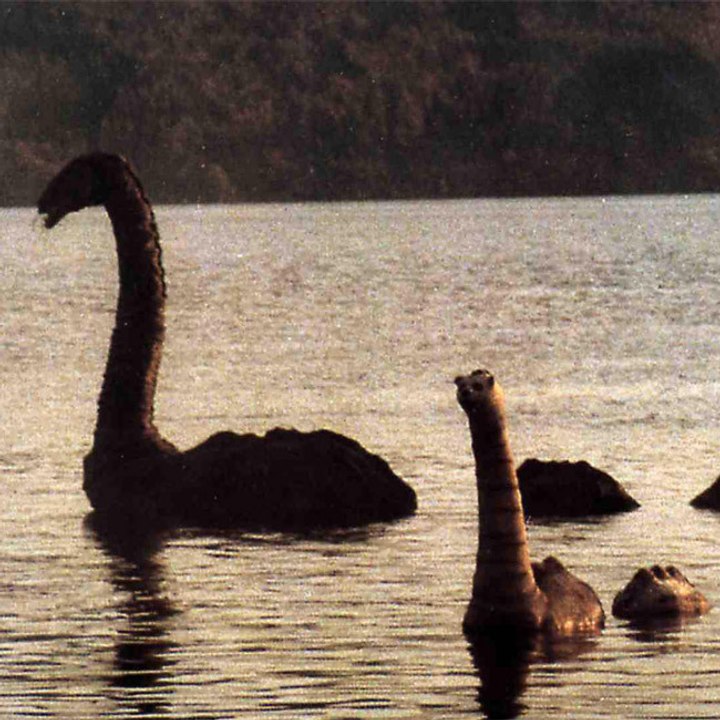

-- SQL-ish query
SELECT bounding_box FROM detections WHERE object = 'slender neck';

[93,172,168,451]
[468,413,539,602]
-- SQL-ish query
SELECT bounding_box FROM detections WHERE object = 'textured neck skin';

[460,386,548,633]
[468,412,538,600]
[93,163,172,454]
[458,373,605,636]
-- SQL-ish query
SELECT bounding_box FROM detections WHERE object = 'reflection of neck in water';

[86,517,177,715]
[468,632,600,720]
[468,633,534,720]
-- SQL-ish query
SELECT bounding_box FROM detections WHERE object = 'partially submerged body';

[39,154,416,531]
[517,458,639,518]
[613,565,710,621]
[455,369,604,637]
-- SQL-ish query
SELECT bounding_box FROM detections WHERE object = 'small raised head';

[454,369,503,415]
[38,153,129,229]
[612,564,711,620]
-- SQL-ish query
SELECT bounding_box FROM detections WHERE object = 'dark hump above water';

[517,458,640,518]
[175,428,418,530]
[690,474,720,511]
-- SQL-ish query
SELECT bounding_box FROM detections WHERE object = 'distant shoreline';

[5,3,720,209]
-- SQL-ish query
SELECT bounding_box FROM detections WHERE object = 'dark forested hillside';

[4,1,720,205]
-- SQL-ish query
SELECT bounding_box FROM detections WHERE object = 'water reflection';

[188,522,380,557]
[620,614,705,645]
[84,513,387,717]
[85,515,178,716]
[468,631,598,719]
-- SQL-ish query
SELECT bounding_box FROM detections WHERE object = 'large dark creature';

[38,153,417,530]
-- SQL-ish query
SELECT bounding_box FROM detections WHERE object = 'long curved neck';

[93,170,169,452]
[468,413,539,604]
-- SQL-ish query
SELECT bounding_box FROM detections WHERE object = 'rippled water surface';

[3,196,720,718]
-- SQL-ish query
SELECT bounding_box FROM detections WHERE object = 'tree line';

[3,1,720,205]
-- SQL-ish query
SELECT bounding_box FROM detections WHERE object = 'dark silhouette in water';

[517,458,639,518]
[39,153,416,530]
[86,517,176,716]
[455,369,604,637]
[690,474,720,510]
[467,631,598,720]
[468,632,533,720]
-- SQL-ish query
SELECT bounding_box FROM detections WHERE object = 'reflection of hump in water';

[86,517,177,713]
[38,153,416,530]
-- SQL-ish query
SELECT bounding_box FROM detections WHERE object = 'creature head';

[612,565,704,619]
[38,153,129,229]
[454,368,506,423]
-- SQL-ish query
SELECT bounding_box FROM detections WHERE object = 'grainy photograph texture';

[3,3,720,718]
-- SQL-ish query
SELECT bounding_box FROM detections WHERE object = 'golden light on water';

[4,196,720,717]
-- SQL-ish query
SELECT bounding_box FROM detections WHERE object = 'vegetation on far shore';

[4,1,720,205]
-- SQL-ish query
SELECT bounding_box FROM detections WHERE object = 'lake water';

[3,195,720,718]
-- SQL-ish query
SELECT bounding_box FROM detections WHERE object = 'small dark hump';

[541,556,565,573]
